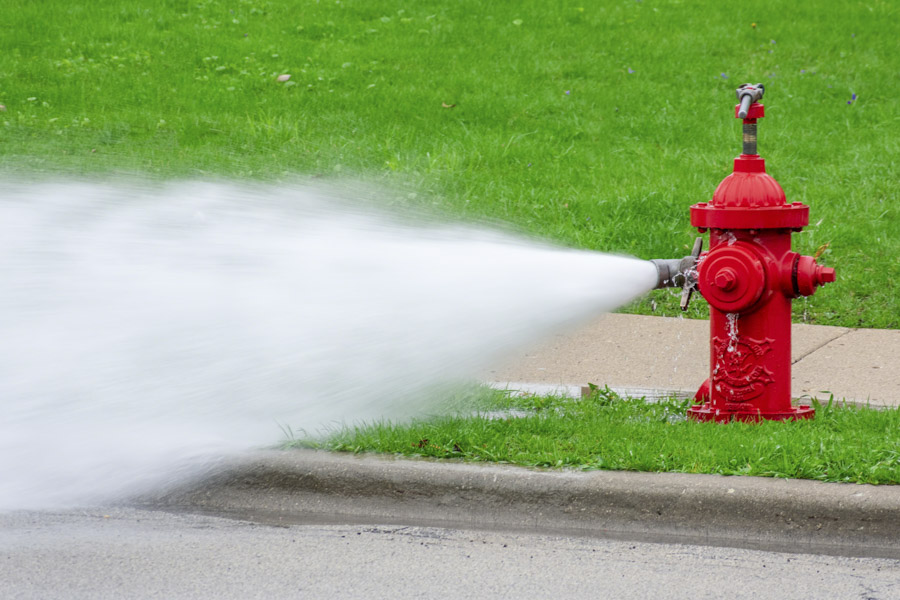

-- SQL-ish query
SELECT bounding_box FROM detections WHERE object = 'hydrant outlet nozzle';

[650,237,704,311]
[786,254,837,297]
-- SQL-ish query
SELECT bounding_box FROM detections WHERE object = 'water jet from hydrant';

[0,180,657,510]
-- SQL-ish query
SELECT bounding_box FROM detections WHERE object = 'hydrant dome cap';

[712,158,786,208]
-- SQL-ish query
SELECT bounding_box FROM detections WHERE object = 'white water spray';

[0,180,657,509]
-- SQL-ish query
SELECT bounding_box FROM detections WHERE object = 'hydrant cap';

[711,160,787,208]
[698,242,768,312]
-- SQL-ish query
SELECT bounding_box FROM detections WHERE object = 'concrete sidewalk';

[484,314,899,407]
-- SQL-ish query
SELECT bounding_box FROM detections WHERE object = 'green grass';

[292,387,900,485]
[2,0,898,327]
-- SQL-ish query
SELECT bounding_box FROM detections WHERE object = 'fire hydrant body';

[687,86,835,422]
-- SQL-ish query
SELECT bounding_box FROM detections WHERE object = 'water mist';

[0,180,657,509]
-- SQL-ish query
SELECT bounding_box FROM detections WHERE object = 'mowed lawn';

[1,0,897,327]
[296,388,900,485]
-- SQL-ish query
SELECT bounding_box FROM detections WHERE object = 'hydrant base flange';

[687,402,814,423]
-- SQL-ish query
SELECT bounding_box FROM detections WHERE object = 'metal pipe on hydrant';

[651,84,835,422]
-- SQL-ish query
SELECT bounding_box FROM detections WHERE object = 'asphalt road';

[2,507,899,600]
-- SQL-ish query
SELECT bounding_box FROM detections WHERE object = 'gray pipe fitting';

[650,258,687,289]
[648,237,704,311]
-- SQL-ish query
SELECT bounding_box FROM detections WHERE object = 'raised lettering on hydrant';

[686,84,835,421]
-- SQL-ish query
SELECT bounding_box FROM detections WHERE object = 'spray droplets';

[0,180,658,509]
[725,313,740,353]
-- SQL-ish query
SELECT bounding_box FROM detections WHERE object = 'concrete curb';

[147,450,900,559]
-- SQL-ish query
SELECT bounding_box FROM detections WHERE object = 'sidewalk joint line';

[791,328,853,366]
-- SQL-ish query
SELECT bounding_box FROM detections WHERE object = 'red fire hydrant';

[651,85,836,421]
[686,84,835,421]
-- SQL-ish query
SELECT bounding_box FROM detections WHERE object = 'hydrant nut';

[715,268,737,291]
[817,266,836,284]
